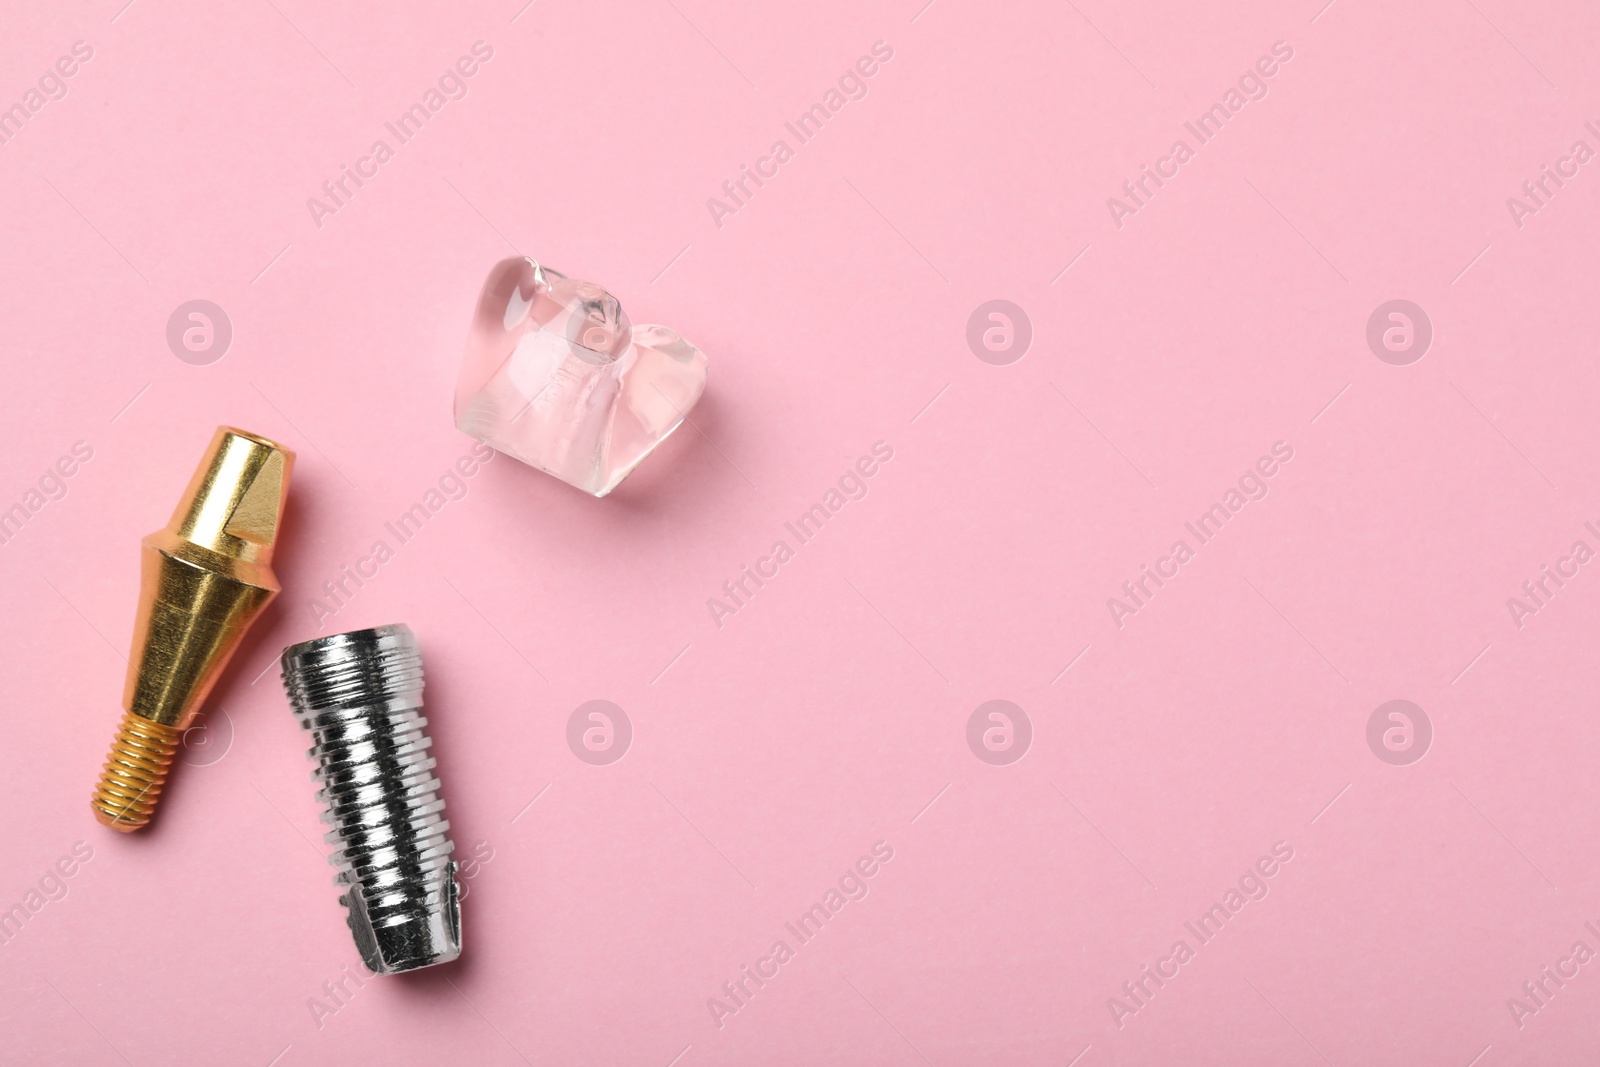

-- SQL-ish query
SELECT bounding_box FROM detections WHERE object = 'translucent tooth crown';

[454,256,709,497]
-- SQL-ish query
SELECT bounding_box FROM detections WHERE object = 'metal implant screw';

[280,624,462,975]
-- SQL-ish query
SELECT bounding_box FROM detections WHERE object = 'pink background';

[2,0,1599,1063]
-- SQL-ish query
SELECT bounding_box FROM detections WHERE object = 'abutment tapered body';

[91,426,293,831]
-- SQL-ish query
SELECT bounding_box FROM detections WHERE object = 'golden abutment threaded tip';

[90,426,294,833]
[91,712,182,830]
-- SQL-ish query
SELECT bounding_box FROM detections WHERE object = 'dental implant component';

[454,256,709,496]
[91,426,293,831]
[280,625,462,975]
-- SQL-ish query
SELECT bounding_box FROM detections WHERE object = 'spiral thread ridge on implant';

[280,625,461,974]
[91,712,181,831]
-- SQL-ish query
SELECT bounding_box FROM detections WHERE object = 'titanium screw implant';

[280,624,462,974]
[92,426,293,831]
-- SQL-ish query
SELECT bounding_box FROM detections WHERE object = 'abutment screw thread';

[90,711,182,832]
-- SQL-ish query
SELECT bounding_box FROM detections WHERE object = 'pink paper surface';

[2,1,1598,1064]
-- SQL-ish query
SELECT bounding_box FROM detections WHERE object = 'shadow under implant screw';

[279,625,462,974]
[90,426,294,831]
